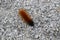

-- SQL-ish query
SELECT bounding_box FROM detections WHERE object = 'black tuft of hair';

[28,21,34,26]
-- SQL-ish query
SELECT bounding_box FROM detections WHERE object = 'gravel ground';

[0,0,60,40]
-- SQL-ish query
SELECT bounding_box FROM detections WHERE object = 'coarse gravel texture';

[0,0,60,40]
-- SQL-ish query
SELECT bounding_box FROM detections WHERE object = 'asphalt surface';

[0,0,60,40]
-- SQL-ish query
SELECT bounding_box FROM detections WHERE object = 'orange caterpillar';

[18,8,34,26]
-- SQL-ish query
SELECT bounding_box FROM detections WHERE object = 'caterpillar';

[18,8,34,26]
